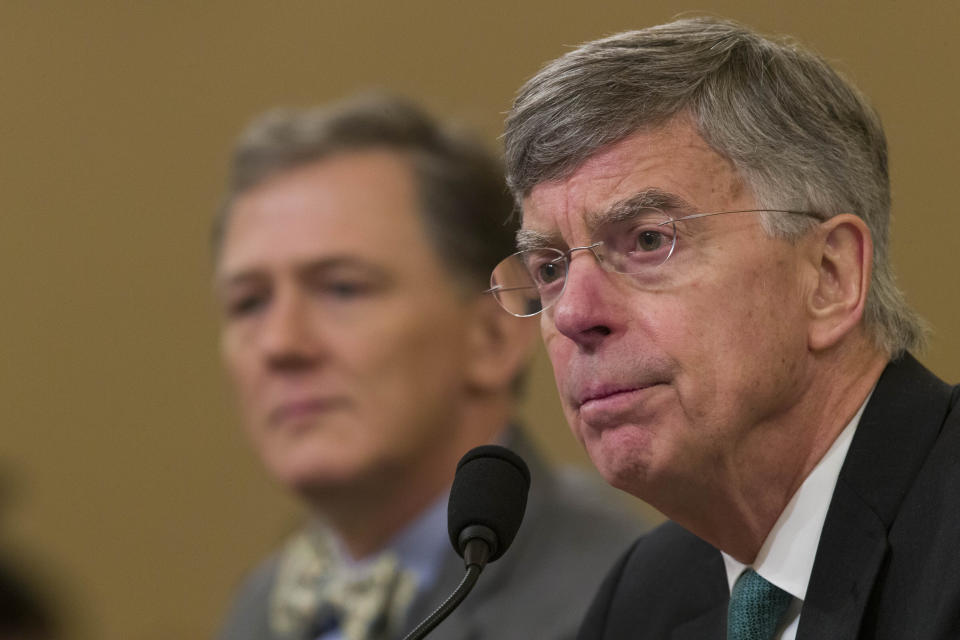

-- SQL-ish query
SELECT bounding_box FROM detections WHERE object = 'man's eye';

[322,281,371,299]
[227,295,266,318]
[521,250,566,287]
[536,261,562,284]
[635,229,667,252]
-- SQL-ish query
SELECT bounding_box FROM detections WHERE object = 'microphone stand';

[400,538,490,640]
[401,444,529,640]
[400,565,480,640]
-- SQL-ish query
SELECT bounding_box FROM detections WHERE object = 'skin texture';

[521,117,886,562]
[215,149,534,557]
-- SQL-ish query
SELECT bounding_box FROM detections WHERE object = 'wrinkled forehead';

[517,122,750,247]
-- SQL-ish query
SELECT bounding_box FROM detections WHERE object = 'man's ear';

[463,294,539,394]
[806,214,873,351]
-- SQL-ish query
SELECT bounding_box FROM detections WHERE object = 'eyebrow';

[215,256,389,292]
[515,188,695,251]
[515,228,561,252]
[586,189,693,231]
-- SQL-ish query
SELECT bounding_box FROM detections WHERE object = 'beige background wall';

[1,2,957,639]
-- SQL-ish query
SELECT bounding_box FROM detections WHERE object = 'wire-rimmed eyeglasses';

[485,207,824,317]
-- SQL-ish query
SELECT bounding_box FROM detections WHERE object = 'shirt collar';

[330,491,450,594]
[722,391,872,600]
[387,491,450,592]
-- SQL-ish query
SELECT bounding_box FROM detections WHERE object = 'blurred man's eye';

[320,280,374,300]
[226,293,267,318]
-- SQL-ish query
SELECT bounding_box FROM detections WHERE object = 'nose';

[549,249,619,351]
[260,287,321,372]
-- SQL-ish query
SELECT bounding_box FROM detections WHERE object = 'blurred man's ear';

[806,214,873,351]
[463,294,539,394]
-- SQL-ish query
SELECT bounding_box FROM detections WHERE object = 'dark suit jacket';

[218,429,650,640]
[578,354,960,639]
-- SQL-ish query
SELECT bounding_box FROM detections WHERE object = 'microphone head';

[447,445,531,563]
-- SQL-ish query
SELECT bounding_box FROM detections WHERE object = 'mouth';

[577,382,661,406]
[268,397,349,426]
[575,383,666,426]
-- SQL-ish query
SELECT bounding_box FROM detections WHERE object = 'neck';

[304,392,514,560]
[660,337,888,564]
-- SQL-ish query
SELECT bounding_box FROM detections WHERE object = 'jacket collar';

[798,353,954,639]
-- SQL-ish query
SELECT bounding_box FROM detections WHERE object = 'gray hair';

[504,16,926,356]
[214,93,516,289]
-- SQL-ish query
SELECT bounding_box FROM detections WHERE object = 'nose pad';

[569,241,605,266]
[583,242,606,270]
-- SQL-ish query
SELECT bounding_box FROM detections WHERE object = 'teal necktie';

[727,569,793,640]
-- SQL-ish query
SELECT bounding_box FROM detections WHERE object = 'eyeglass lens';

[490,208,678,317]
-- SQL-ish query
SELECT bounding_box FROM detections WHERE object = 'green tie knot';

[727,569,793,640]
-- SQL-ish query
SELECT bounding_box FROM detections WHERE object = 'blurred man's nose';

[260,288,321,371]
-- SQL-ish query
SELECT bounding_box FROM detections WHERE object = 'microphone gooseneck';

[400,445,531,640]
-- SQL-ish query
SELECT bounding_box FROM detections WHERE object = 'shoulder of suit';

[619,521,719,582]
[547,465,654,523]
[216,550,282,639]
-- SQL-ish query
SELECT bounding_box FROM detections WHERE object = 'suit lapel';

[670,600,727,640]
[796,480,888,639]
[664,526,728,640]
[798,354,954,640]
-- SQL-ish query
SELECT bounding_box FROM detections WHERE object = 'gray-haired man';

[491,17,959,639]
[213,94,645,640]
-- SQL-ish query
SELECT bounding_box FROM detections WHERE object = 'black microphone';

[400,445,530,640]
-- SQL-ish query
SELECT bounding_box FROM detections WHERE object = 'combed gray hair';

[504,16,926,357]
[214,92,516,289]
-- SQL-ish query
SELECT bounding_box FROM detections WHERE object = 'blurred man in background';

[492,16,959,639]
[1,478,59,640]
[212,94,646,640]
[0,558,57,640]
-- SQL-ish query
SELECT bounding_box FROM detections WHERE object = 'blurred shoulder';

[216,550,280,640]
[543,465,655,542]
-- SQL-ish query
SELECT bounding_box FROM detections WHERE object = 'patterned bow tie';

[270,526,418,640]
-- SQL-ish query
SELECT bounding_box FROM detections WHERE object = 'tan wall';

[1,2,957,638]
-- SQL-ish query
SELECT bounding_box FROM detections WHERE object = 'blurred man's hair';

[214,93,516,290]
[504,16,926,356]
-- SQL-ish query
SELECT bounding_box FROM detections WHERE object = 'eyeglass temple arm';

[661,208,824,225]
[484,284,538,294]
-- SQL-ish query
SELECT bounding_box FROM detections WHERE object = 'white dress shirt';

[722,394,871,639]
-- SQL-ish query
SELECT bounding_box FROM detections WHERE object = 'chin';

[585,424,655,495]
[286,468,368,504]
[262,446,357,493]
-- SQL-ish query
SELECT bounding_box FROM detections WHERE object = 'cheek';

[541,322,575,400]
[220,335,260,409]
[355,315,467,421]
[540,313,570,364]
[385,317,463,378]
[676,267,807,411]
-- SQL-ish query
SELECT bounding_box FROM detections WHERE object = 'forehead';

[521,118,749,241]
[217,150,444,278]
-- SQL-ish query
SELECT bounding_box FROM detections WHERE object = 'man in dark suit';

[212,93,646,640]
[489,16,959,639]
